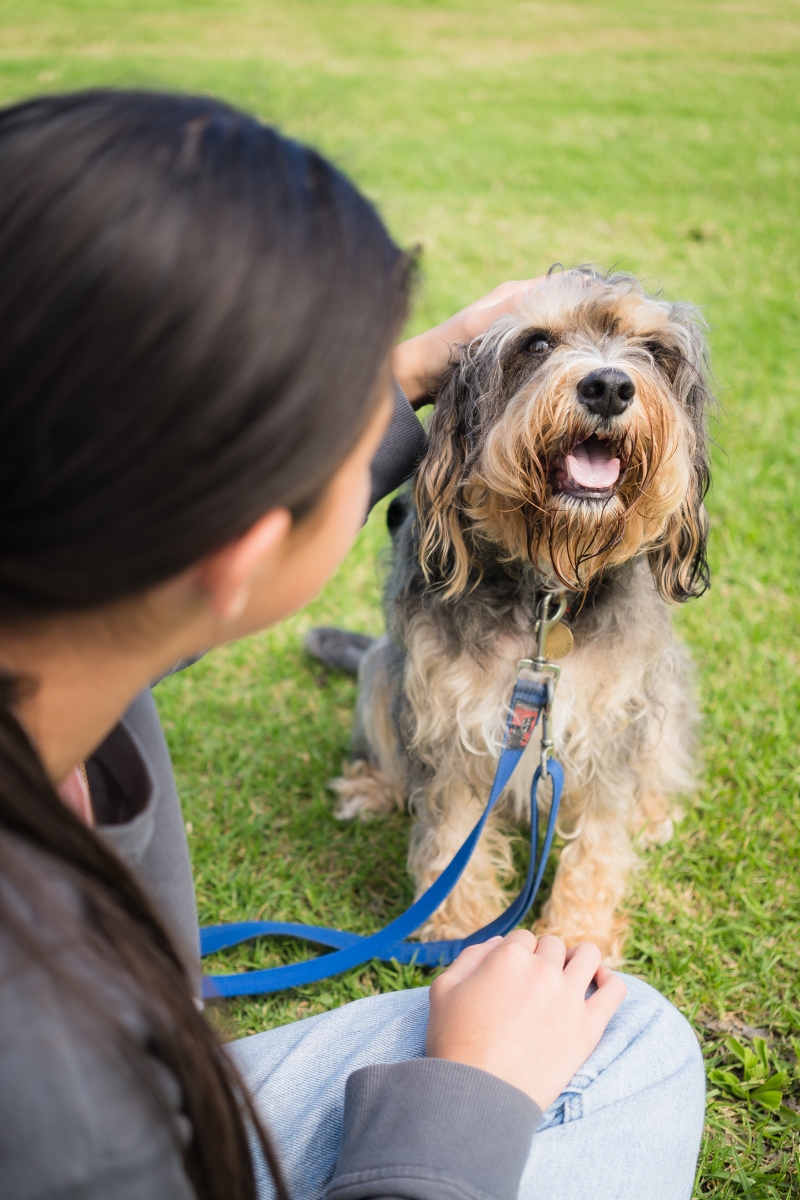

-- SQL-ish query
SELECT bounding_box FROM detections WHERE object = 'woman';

[0,90,705,1200]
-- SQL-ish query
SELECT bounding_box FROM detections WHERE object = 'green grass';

[3,0,800,1193]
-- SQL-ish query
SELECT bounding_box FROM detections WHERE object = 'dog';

[332,268,712,963]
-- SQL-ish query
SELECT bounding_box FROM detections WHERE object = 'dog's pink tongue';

[566,438,621,489]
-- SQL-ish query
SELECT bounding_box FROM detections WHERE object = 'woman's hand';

[426,930,626,1112]
[393,277,548,406]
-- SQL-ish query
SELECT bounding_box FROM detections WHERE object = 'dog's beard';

[461,366,696,592]
[414,270,711,603]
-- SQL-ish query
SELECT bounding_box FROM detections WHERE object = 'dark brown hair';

[0,89,411,1199]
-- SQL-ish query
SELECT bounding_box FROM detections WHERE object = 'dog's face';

[416,269,712,602]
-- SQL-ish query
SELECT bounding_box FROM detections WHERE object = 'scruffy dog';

[334,268,711,963]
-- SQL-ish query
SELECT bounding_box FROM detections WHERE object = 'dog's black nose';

[577,368,636,418]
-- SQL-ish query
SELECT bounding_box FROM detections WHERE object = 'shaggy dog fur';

[334,268,712,963]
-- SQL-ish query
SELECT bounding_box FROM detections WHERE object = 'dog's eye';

[643,339,680,376]
[525,334,553,356]
[643,339,671,364]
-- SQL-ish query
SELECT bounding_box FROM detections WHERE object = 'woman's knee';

[568,974,705,1113]
[525,979,705,1199]
[620,974,704,1077]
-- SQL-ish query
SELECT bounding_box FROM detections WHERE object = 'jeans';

[229,974,705,1200]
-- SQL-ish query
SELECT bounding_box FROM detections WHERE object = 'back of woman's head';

[0,89,411,1200]
[0,88,409,616]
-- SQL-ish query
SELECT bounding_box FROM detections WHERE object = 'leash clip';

[514,594,566,777]
[534,593,568,665]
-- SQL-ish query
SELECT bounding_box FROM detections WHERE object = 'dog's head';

[415,268,712,602]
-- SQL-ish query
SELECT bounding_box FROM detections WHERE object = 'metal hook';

[534,594,568,664]
[539,709,553,777]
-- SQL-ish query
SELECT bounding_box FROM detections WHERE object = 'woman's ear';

[414,361,474,597]
[198,508,293,621]
[649,308,713,603]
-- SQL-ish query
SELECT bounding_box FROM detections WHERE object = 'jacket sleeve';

[323,1059,541,1200]
[368,380,427,512]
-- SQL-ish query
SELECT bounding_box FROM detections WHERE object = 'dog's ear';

[414,358,476,597]
[648,308,712,602]
[649,480,710,602]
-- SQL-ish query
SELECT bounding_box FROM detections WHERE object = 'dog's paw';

[633,793,680,847]
[639,815,674,846]
[332,788,378,822]
[330,760,398,822]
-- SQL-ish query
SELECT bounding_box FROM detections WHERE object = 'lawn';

[3,0,799,1194]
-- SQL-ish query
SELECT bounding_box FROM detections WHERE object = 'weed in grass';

[696,1023,800,1197]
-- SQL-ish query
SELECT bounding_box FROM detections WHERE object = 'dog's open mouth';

[553,435,622,499]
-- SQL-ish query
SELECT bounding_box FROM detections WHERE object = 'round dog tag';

[546,621,574,659]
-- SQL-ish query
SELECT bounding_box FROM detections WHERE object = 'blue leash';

[201,666,564,999]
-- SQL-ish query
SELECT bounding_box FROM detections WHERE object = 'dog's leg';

[534,799,638,966]
[334,626,519,937]
[529,636,643,963]
[409,780,514,941]
[535,709,690,963]
[630,644,697,848]
[331,638,405,821]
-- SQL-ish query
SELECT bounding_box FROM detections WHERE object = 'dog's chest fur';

[382,495,694,835]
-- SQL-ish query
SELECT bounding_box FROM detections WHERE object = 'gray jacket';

[0,387,541,1199]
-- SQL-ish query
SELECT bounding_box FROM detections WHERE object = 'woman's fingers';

[435,937,504,991]
[435,931,540,999]
[461,280,548,338]
[393,275,549,402]
[463,277,548,313]
[428,927,627,1107]
[503,928,537,952]
[532,934,567,967]
[586,966,627,1022]
[563,941,603,985]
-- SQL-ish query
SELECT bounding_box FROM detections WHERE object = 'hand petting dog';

[393,277,548,406]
